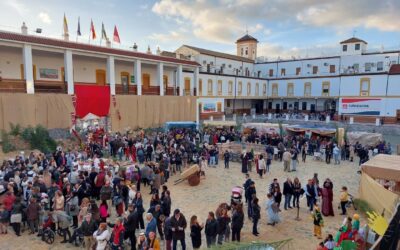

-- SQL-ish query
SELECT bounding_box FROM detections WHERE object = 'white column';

[135,59,142,95]
[23,44,34,94]
[194,67,199,96]
[157,62,164,96]
[177,64,183,96]
[64,50,74,95]
[107,56,115,95]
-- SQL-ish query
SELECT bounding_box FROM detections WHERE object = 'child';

[313,205,324,239]
[324,234,335,250]
[99,200,109,223]
[339,186,349,215]
[352,214,360,232]
[0,205,8,234]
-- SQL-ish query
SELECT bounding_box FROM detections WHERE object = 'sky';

[0,0,400,59]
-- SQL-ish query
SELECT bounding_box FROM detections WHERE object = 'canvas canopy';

[81,113,100,121]
[286,124,336,136]
[203,120,237,127]
[347,132,383,147]
[242,123,287,135]
[361,154,400,181]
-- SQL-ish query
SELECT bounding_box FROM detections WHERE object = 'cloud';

[148,31,188,43]
[258,42,338,60]
[38,12,52,24]
[4,0,28,16]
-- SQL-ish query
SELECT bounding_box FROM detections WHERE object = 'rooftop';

[340,37,368,44]
[0,30,199,67]
[236,34,258,43]
[180,45,254,63]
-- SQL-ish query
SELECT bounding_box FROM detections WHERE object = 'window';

[241,48,243,56]
[268,102,272,109]
[245,48,248,55]
[322,82,330,96]
[217,80,222,95]
[360,78,370,96]
[228,81,233,96]
[199,79,202,95]
[283,102,287,110]
[365,63,371,72]
[255,83,259,96]
[226,99,231,107]
[377,61,383,71]
[269,69,274,77]
[342,44,347,52]
[294,102,299,110]
[238,81,242,95]
[287,83,294,97]
[329,65,336,73]
[272,83,278,97]
[304,82,311,96]
[263,83,267,96]
[353,63,359,72]
[302,102,307,111]
[296,67,301,75]
[207,79,213,96]
[281,68,286,76]
[355,44,360,50]
[247,82,251,95]
[312,66,318,74]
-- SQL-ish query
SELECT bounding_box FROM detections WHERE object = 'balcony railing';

[0,78,26,92]
[34,80,67,93]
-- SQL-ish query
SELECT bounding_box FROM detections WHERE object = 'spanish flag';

[63,13,69,35]
[90,19,96,39]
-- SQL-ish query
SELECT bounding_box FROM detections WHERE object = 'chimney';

[106,39,111,48]
[21,22,28,35]
[132,43,138,52]
[64,33,69,41]
[147,45,152,54]
[156,46,161,55]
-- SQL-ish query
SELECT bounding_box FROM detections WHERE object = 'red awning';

[75,85,110,118]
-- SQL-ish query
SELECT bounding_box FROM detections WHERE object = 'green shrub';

[353,198,373,215]
[22,125,57,153]
[1,130,16,153]
[9,123,21,136]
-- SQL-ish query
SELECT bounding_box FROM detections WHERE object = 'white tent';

[82,113,100,121]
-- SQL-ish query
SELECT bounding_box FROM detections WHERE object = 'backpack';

[95,172,106,187]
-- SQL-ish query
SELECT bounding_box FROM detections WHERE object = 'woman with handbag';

[10,197,23,236]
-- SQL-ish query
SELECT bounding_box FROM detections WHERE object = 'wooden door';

[121,72,129,93]
[184,78,190,95]
[217,102,222,112]
[142,73,150,89]
[96,69,106,85]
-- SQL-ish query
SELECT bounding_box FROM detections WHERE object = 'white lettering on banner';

[340,98,381,116]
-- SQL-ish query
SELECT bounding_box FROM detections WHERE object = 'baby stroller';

[338,193,357,211]
[231,186,243,207]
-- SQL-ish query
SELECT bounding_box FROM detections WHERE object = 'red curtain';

[75,85,110,118]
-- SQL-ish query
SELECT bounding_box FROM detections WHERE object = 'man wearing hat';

[170,209,187,250]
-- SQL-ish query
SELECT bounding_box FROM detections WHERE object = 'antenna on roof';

[352,29,357,37]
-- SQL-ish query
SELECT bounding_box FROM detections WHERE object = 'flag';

[63,13,69,35]
[113,25,120,43]
[77,17,81,36]
[101,22,108,40]
[90,19,96,39]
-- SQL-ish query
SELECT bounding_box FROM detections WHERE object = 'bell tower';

[236,33,258,61]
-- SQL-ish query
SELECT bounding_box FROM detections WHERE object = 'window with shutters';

[272,83,278,97]
[238,81,242,96]
[247,82,251,95]
[228,81,233,96]
[255,83,259,96]
[207,79,213,96]
[217,80,222,95]
[263,83,267,96]
[304,82,311,96]
[287,83,294,97]
[322,82,330,96]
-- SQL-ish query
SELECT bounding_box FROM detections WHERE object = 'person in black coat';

[283,178,294,210]
[231,204,244,242]
[190,215,203,249]
[216,208,230,244]
[170,209,187,250]
[205,212,218,248]
[251,198,260,236]
[245,181,256,219]
[124,204,139,250]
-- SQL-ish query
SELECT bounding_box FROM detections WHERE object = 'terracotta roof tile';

[340,37,367,44]
[0,31,199,66]
[236,34,258,43]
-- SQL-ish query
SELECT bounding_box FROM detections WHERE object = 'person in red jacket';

[110,217,125,250]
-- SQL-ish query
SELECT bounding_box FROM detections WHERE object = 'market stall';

[242,123,287,136]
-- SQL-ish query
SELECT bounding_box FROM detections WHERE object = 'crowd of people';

[0,125,389,250]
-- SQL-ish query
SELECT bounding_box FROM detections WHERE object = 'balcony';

[115,84,137,95]
[0,78,26,92]
[34,80,67,93]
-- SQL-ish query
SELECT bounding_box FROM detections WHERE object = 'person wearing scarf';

[111,217,125,250]
[93,222,110,250]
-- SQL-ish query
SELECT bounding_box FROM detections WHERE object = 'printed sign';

[39,68,58,79]
[203,103,216,113]
[340,98,381,116]
[130,75,135,83]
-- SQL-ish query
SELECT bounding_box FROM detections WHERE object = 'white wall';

[269,77,340,97]
[33,52,64,81]
[73,55,106,83]
[387,75,400,96]
[0,46,24,79]
[340,75,387,97]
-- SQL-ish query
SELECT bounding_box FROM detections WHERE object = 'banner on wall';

[340,98,382,116]
[39,68,58,79]
[203,103,217,113]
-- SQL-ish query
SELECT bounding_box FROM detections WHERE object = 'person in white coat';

[93,222,110,250]
[257,155,266,178]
